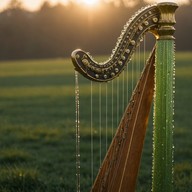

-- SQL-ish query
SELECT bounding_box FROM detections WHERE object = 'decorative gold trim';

[157,2,178,40]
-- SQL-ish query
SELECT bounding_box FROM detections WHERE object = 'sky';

[0,0,190,11]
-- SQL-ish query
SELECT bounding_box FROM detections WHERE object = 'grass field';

[0,52,191,192]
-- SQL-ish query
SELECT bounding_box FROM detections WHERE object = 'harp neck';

[72,4,160,82]
[71,3,178,82]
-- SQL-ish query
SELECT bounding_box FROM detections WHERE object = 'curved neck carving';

[71,3,178,82]
[72,5,160,82]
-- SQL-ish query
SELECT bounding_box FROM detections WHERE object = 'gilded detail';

[71,4,163,82]
[157,2,178,40]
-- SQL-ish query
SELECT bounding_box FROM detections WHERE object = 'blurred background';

[0,0,191,60]
[0,0,191,191]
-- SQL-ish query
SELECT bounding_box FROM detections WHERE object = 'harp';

[72,2,178,192]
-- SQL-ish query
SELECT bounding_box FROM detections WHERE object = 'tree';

[7,0,23,10]
[40,1,52,11]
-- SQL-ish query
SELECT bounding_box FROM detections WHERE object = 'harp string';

[75,71,81,192]
[138,44,141,80]
[126,60,129,110]
[122,71,125,115]
[144,35,146,65]
[90,81,94,185]
[116,77,120,127]
[131,53,135,92]
[111,81,114,137]
[105,83,108,152]
[99,83,102,165]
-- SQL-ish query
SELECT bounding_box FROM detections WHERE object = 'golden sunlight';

[81,0,100,6]
[0,0,190,11]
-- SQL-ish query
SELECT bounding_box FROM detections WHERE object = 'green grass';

[0,52,191,191]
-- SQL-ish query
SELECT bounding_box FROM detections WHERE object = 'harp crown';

[157,2,178,40]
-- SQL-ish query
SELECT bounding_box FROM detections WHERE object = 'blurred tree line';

[0,0,191,60]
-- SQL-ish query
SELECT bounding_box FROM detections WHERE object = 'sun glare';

[0,0,190,11]
[82,0,100,6]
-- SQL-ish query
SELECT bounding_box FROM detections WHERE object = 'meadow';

[0,52,191,192]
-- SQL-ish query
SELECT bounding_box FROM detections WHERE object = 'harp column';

[152,3,178,192]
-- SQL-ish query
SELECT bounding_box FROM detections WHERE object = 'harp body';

[72,2,178,192]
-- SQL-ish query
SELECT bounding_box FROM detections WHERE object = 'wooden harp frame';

[72,2,178,192]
